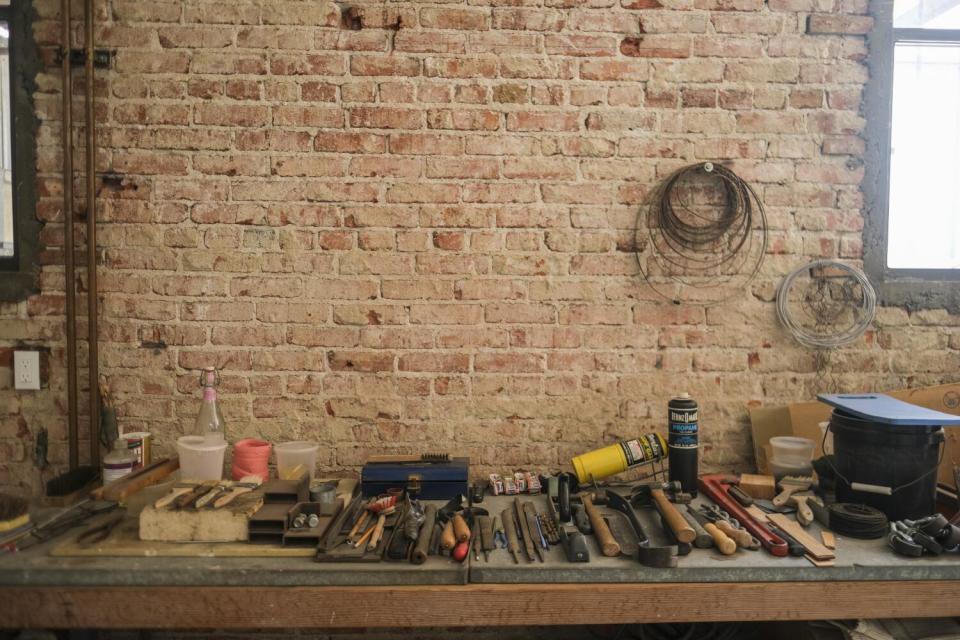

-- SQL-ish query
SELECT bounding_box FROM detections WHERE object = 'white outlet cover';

[14,351,41,390]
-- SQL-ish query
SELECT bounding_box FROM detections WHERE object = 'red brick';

[807,14,873,34]
[420,8,490,30]
[350,107,422,129]
[350,55,421,77]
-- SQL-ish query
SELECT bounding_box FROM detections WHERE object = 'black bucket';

[829,409,944,520]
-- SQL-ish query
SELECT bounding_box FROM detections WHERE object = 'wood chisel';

[514,497,537,562]
[500,507,521,563]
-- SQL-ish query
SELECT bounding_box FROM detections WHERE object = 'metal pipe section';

[84,0,99,467]
[61,0,78,470]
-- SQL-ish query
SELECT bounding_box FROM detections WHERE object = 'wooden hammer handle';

[651,488,696,544]
[704,522,737,555]
[582,494,621,557]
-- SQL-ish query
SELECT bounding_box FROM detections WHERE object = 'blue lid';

[817,393,960,426]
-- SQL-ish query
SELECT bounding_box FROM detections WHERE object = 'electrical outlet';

[14,351,41,390]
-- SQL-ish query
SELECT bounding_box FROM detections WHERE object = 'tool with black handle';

[500,507,521,564]
[767,522,806,557]
[411,504,437,564]
[547,494,589,562]
[558,474,572,523]
[605,490,677,568]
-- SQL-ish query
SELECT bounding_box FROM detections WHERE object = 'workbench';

[3,494,960,629]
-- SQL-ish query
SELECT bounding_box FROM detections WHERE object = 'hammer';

[631,482,696,544]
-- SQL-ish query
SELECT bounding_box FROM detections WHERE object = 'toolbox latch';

[407,473,422,495]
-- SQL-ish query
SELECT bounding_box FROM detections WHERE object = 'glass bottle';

[194,367,225,443]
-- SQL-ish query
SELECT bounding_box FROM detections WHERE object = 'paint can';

[121,431,152,469]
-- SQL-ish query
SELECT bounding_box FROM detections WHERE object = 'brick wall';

[1,0,956,494]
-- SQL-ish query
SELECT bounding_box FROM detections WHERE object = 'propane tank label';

[668,409,698,449]
[620,434,666,466]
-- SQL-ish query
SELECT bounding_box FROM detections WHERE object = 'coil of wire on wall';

[776,260,877,393]
[635,162,768,306]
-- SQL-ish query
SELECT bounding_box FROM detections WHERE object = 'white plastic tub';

[769,436,815,466]
[177,435,228,481]
[275,441,319,481]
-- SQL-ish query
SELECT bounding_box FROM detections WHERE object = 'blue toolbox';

[360,455,469,500]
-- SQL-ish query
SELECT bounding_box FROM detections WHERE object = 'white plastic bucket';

[177,435,228,481]
[275,441,319,481]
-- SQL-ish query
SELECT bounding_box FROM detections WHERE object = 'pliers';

[76,512,125,546]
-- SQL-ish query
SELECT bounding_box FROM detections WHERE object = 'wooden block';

[767,514,834,561]
[739,474,776,501]
[821,531,836,550]
[139,490,263,542]
[805,554,835,568]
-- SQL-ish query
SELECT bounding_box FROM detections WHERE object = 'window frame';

[863,1,960,309]
[0,0,40,301]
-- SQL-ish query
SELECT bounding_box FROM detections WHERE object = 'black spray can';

[668,393,699,497]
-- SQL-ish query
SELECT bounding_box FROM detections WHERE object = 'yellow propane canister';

[571,433,668,484]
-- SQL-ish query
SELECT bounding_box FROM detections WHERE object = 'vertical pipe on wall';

[84,0,99,467]
[61,0,78,470]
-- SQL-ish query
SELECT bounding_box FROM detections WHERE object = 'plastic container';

[177,435,228,481]
[769,458,813,480]
[275,441,319,481]
[829,409,943,520]
[769,436,816,466]
[232,438,272,481]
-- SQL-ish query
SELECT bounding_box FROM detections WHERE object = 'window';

[0,0,39,301]
[865,0,960,307]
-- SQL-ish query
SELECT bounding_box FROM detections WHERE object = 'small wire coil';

[776,259,877,349]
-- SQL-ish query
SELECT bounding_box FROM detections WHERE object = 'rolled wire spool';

[636,162,768,305]
[826,503,888,539]
[776,260,876,349]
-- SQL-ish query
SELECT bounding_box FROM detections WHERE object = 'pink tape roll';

[232,438,272,481]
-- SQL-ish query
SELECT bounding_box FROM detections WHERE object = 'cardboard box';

[749,382,960,488]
